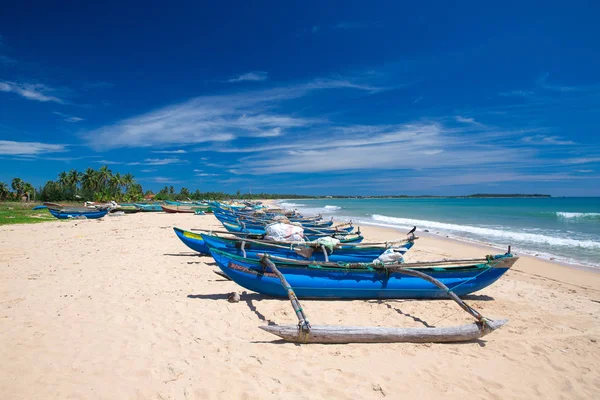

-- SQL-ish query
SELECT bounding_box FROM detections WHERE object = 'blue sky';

[1,1,599,196]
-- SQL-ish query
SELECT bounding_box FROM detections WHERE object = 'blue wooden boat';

[216,217,347,234]
[212,210,328,226]
[213,212,332,229]
[209,248,518,299]
[173,227,374,257]
[213,208,330,225]
[135,203,164,212]
[200,232,414,263]
[220,220,363,242]
[48,208,108,220]
[173,227,210,254]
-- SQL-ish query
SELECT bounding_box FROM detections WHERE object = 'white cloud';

[561,157,600,165]
[576,170,593,173]
[95,159,124,165]
[0,140,67,155]
[227,123,529,175]
[82,78,379,150]
[140,169,157,173]
[127,158,187,166]
[151,149,187,154]
[521,135,576,145]
[195,173,218,176]
[0,81,65,103]
[228,71,268,83]
[53,111,84,123]
[139,176,184,184]
[455,116,477,124]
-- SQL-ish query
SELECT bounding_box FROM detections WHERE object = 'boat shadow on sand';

[187,292,277,326]
[163,252,211,257]
[186,292,493,346]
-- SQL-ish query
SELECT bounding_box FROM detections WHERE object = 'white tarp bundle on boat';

[272,215,290,223]
[265,223,305,242]
[374,248,405,264]
[314,237,341,251]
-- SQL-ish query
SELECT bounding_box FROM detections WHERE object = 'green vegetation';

[0,166,144,203]
[0,166,316,203]
[0,165,551,205]
[0,202,55,226]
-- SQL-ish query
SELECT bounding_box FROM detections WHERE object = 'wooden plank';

[259,319,507,343]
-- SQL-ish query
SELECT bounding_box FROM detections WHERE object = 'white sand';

[1,212,599,399]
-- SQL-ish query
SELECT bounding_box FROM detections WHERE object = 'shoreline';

[273,199,600,272]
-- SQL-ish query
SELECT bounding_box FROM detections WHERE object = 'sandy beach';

[1,212,599,399]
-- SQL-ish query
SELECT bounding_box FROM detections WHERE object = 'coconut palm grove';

[0,166,310,202]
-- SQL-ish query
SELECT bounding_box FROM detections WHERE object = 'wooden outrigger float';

[257,253,510,344]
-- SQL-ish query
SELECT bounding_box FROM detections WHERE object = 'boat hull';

[209,249,516,299]
[173,227,210,254]
[136,204,164,212]
[200,232,413,263]
[49,208,108,220]
[221,220,363,242]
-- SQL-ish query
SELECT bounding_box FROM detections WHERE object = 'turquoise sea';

[278,198,600,268]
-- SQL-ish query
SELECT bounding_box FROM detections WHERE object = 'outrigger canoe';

[220,220,364,243]
[209,248,518,299]
[200,232,414,263]
[48,208,108,220]
[162,205,212,214]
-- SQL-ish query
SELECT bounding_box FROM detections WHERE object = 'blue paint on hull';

[209,249,513,299]
[201,233,413,263]
[173,227,211,254]
[49,208,108,220]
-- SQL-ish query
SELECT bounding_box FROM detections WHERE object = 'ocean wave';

[324,205,342,210]
[278,202,306,208]
[370,214,600,249]
[556,212,600,219]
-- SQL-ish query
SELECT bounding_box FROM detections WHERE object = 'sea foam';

[370,214,600,249]
[556,212,600,219]
[278,202,306,208]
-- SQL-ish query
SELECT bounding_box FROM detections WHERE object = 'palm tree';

[23,183,35,202]
[97,165,112,190]
[11,178,24,198]
[67,169,80,194]
[57,171,68,189]
[0,182,10,200]
[81,168,98,194]
[122,173,135,193]
[109,173,123,198]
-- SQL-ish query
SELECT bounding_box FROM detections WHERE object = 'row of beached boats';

[37,200,218,219]
[172,201,519,344]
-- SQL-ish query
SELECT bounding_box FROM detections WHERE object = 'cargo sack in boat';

[374,248,405,264]
[314,237,341,252]
[265,223,305,242]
